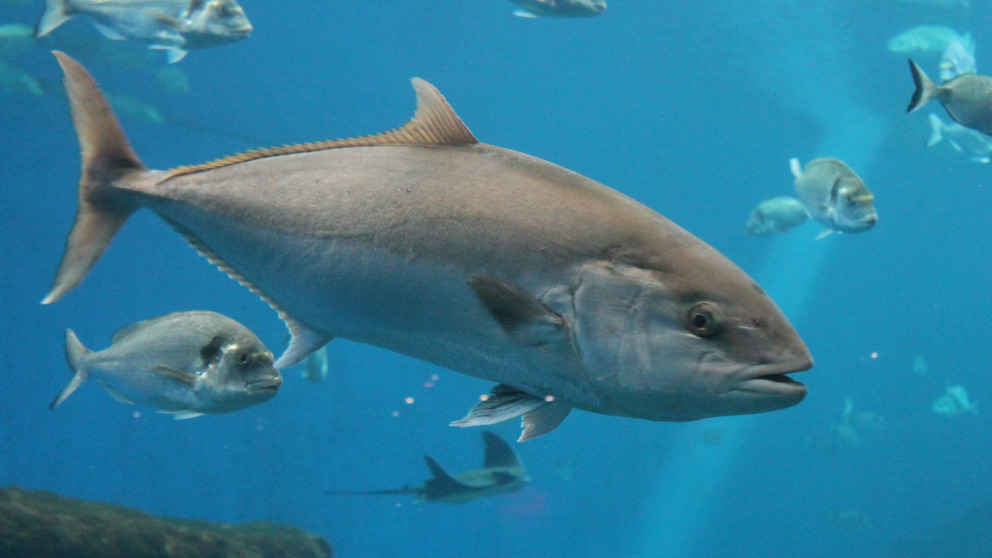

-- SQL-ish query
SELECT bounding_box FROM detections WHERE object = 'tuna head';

[569,258,812,421]
[195,332,281,411]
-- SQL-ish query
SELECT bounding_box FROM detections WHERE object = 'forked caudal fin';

[42,51,147,305]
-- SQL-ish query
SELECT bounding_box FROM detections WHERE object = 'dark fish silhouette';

[324,432,529,504]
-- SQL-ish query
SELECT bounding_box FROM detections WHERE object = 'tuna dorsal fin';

[163,78,478,180]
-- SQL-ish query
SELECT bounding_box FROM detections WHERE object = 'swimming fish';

[323,432,529,504]
[510,0,606,18]
[745,196,809,236]
[939,37,976,82]
[35,0,252,63]
[301,345,329,384]
[927,112,992,163]
[887,26,968,55]
[931,385,979,417]
[908,59,992,136]
[0,60,43,96]
[790,157,877,239]
[44,52,812,441]
[50,311,282,417]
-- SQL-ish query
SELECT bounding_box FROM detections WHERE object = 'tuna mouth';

[736,356,812,397]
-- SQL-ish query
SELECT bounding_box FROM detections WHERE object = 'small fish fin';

[481,432,522,469]
[99,381,137,405]
[519,400,572,442]
[90,21,126,41]
[948,139,963,152]
[789,157,802,178]
[166,49,188,64]
[513,9,540,18]
[150,365,196,385]
[43,53,146,305]
[814,228,835,240]
[51,329,92,410]
[969,156,990,164]
[158,216,333,369]
[34,0,71,38]
[468,274,566,345]
[451,384,549,427]
[927,113,944,147]
[907,59,940,114]
[163,410,205,420]
[162,77,478,180]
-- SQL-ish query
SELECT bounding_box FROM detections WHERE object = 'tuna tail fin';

[927,113,944,147]
[34,0,72,38]
[42,51,146,305]
[51,329,92,410]
[907,59,940,114]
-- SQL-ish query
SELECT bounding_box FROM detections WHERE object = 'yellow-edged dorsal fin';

[162,78,478,181]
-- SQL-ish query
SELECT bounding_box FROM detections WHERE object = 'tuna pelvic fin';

[50,329,92,410]
[163,77,478,180]
[43,52,145,305]
[451,384,572,442]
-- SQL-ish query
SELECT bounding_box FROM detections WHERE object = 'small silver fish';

[301,345,329,383]
[908,59,992,136]
[34,0,252,63]
[50,311,282,418]
[939,37,976,82]
[745,196,809,236]
[927,112,992,163]
[931,385,979,417]
[887,26,967,55]
[790,158,877,238]
[510,0,606,18]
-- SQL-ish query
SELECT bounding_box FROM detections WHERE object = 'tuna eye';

[686,303,722,337]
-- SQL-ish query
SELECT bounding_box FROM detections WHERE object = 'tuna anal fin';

[275,327,332,369]
[469,274,565,345]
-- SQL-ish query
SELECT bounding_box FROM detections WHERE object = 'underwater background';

[2,0,990,556]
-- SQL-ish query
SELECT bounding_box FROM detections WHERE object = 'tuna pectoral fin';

[469,274,566,345]
[451,384,572,441]
[43,52,146,305]
[907,59,939,113]
[34,0,71,37]
[51,329,92,410]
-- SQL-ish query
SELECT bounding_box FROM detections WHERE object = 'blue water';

[2,1,990,556]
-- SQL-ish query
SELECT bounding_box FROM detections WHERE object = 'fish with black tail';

[907,59,992,136]
[51,311,282,417]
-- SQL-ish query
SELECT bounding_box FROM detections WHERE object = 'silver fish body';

[45,53,812,440]
[908,59,992,136]
[746,196,808,236]
[510,0,606,18]
[790,157,877,236]
[51,311,281,417]
[35,0,252,63]
[939,37,976,82]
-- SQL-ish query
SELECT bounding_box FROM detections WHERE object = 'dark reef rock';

[0,486,332,558]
